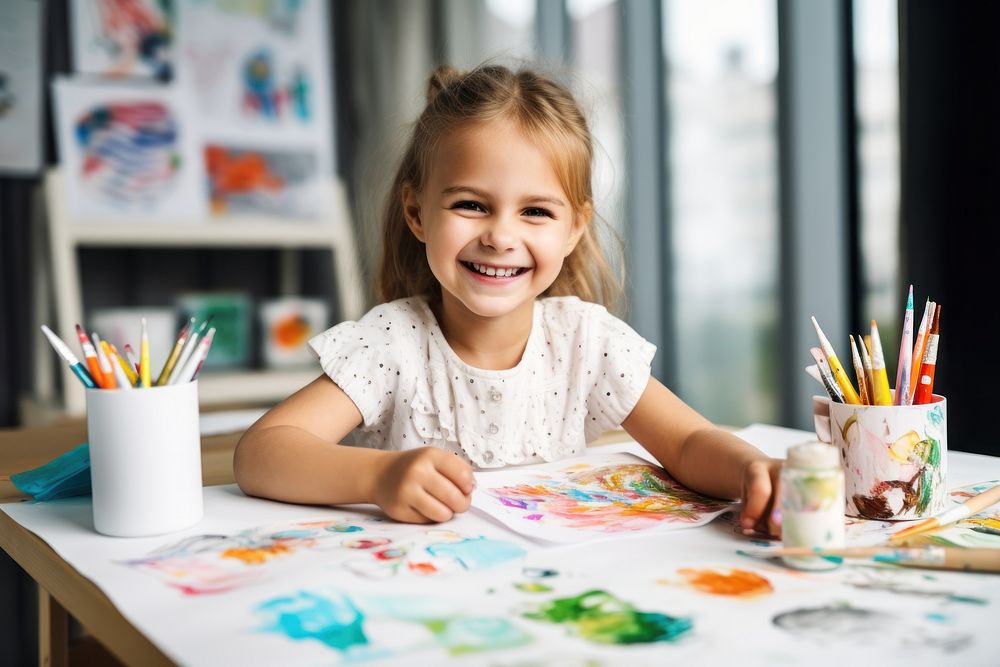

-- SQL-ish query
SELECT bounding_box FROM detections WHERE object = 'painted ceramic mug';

[812,395,947,520]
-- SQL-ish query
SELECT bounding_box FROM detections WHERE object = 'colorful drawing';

[832,399,947,519]
[52,79,205,219]
[74,100,181,207]
[204,144,320,217]
[71,0,173,81]
[473,452,734,543]
[124,514,529,594]
[175,0,331,147]
[522,590,692,645]
[257,589,533,660]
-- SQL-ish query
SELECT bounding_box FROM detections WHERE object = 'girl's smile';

[459,260,531,282]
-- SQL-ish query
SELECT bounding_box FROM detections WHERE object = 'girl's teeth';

[469,262,519,277]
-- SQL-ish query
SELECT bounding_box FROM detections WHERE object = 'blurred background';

[1,0,997,659]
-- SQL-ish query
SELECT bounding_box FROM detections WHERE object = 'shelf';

[64,221,349,248]
[196,368,319,405]
[31,167,365,418]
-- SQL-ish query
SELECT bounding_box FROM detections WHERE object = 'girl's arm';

[622,377,782,535]
[234,376,474,522]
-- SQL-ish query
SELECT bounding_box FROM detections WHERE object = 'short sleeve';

[308,309,404,427]
[583,307,656,439]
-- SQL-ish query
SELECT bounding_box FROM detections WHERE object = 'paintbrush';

[890,483,1000,542]
[739,545,1000,574]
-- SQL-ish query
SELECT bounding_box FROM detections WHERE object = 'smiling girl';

[234,64,781,536]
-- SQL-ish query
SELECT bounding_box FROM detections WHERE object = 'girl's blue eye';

[454,200,486,213]
[523,207,553,218]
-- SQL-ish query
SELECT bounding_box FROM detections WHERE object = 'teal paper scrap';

[10,443,91,500]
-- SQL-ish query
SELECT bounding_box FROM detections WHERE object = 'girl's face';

[403,119,586,323]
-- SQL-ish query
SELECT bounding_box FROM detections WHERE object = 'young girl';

[235,64,781,536]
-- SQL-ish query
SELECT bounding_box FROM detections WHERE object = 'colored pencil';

[175,327,216,384]
[890,483,1000,542]
[907,298,934,402]
[109,342,138,386]
[868,320,893,405]
[169,318,211,385]
[140,318,151,388]
[40,325,96,389]
[849,335,870,405]
[123,344,141,378]
[809,347,845,403]
[156,317,194,386]
[913,305,941,404]
[858,333,875,402]
[75,324,107,388]
[810,317,861,404]
[104,343,134,390]
[740,545,1000,574]
[91,333,118,389]
[894,285,914,405]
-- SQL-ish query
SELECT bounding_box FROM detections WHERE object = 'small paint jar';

[780,442,845,570]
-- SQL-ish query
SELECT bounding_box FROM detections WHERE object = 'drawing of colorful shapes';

[487,464,731,531]
[257,590,532,659]
[74,101,181,206]
[522,589,692,645]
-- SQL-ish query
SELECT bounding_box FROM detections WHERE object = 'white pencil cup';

[86,381,204,537]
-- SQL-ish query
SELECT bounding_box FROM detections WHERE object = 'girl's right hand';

[373,447,475,523]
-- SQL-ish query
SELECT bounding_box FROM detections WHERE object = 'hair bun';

[426,65,465,104]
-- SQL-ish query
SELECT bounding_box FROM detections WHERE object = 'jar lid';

[786,442,840,470]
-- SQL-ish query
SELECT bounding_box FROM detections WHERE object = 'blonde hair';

[376,63,622,311]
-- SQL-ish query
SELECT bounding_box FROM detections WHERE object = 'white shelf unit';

[37,168,365,417]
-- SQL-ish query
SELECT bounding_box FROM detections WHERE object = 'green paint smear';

[522,590,692,645]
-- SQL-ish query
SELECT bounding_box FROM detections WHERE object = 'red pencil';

[913,305,941,404]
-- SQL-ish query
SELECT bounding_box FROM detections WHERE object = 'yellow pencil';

[140,318,151,388]
[810,317,861,404]
[109,342,138,386]
[869,319,893,405]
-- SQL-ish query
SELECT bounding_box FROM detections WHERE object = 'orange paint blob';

[408,562,439,574]
[221,544,292,564]
[677,568,773,597]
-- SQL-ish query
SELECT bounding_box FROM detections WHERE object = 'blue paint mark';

[325,524,364,533]
[270,529,315,539]
[425,538,527,570]
[258,591,369,652]
[926,612,952,623]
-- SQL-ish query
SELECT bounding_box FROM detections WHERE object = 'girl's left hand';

[739,458,783,538]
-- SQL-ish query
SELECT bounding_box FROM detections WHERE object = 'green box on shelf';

[176,293,252,370]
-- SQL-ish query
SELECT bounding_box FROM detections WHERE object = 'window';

[853,0,900,343]
[662,0,780,426]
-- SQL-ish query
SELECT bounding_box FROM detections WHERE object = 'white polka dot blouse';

[308,296,655,469]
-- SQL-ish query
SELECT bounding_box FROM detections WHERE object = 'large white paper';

[6,481,1000,665]
[0,0,43,174]
[52,77,207,220]
[471,451,736,544]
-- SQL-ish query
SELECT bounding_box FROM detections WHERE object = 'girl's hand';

[373,447,475,523]
[739,458,783,538]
